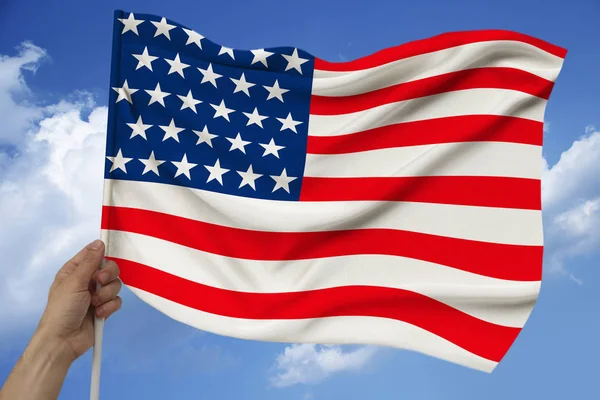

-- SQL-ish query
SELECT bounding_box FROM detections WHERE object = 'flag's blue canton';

[105,11,315,201]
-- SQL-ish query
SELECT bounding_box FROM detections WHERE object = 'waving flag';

[102,10,565,372]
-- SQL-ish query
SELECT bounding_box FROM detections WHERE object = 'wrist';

[25,327,76,369]
[0,327,74,400]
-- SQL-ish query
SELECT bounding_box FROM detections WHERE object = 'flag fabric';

[102,10,566,372]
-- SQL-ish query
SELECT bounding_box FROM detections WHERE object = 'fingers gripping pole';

[90,258,107,400]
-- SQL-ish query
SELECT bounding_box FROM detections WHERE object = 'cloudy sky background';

[1,0,599,399]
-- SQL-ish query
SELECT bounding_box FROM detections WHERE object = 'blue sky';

[0,0,599,399]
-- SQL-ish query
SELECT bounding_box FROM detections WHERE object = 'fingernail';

[99,271,108,283]
[88,240,103,250]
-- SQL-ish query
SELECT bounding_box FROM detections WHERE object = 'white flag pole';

[90,10,122,399]
[90,318,105,400]
[90,258,107,400]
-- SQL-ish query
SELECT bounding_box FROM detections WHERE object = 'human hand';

[0,240,123,400]
[36,239,123,362]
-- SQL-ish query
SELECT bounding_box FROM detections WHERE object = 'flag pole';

[90,318,105,400]
[90,91,112,398]
[91,9,122,399]
[90,258,107,400]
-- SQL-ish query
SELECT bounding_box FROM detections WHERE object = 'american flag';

[102,10,566,372]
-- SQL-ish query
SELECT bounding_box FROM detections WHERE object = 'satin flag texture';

[102,10,566,372]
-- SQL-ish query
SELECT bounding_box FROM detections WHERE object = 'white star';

[230,73,255,96]
[159,118,185,142]
[270,168,297,193]
[106,149,133,173]
[139,151,165,176]
[277,113,303,133]
[145,83,170,107]
[218,46,235,59]
[204,159,229,185]
[243,107,268,128]
[250,48,274,67]
[198,63,222,88]
[112,80,138,104]
[282,48,309,74]
[263,80,289,102]
[151,17,176,40]
[238,165,263,190]
[177,90,202,113]
[259,138,285,158]
[226,133,251,154]
[165,53,190,78]
[182,28,204,49]
[172,154,197,180]
[126,116,153,140]
[132,47,158,71]
[118,13,144,35]
[210,100,235,122]
[193,126,218,147]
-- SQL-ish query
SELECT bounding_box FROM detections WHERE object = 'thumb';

[70,239,105,285]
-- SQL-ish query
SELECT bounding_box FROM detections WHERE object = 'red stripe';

[310,68,553,116]
[300,176,541,210]
[109,256,521,362]
[306,116,543,154]
[101,206,542,281]
[314,30,567,71]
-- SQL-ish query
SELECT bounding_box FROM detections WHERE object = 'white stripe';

[305,142,541,179]
[103,179,543,245]
[129,287,498,372]
[106,230,540,328]
[307,89,546,136]
[313,40,564,96]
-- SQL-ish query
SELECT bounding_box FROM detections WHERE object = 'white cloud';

[270,344,377,388]
[541,126,600,277]
[542,128,600,210]
[0,42,107,336]
[543,196,600,276]
[543,121,551,133]
[553,198,600,237]
[569,273,584,286]
[585,124,595,134]
[0,41,48,147]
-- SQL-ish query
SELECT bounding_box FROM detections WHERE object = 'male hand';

[36,239,123,362]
